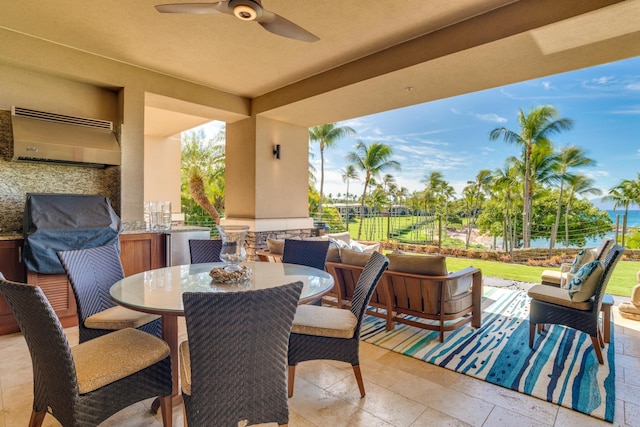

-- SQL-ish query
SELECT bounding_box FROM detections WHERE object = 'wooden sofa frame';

[325,261,483,342]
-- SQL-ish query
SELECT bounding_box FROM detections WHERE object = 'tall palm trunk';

[549,181,564,256]
[319,142,325,216]
[523,146,532,247]
[189,177,221,224]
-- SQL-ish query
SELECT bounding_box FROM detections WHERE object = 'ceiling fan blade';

[155,2,229,14]
[257,10,319,42]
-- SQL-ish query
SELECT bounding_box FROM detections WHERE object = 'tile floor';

[1,301,640,426]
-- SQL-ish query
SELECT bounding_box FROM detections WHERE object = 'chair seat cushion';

[540,270,563,286]
[527,284,593,311]
[291,305,357,339]
[179,340,192,396]
[71,328,170,394]
[445,291,473,314]
[84,305,160,330]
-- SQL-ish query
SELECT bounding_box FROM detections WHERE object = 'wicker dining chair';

[180,281,303,426]
[287,251,389,397]
[57,244,162,343]
[188,239,223,264]
[0,273,173,427]
[528,244,624,364]
[281,238,330,270]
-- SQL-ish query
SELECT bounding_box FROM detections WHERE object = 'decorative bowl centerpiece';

[209,265,253,284]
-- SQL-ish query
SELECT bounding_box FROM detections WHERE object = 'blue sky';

[198,55,639,204]
[312,55,640,201]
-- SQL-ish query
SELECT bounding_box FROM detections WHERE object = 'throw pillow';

[267,238,285,254]
[569,248,595,274]
[340,249,372,266]
[327,231,351,246]
[568,260,603,302]
[387,253,447,276]
[266,236,300,254]
[328,237,350,250]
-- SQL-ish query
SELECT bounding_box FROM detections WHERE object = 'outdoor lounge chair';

[528,244,624,364]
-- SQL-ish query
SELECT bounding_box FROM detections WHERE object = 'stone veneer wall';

[0,110,120,233]
[244,229,314,261]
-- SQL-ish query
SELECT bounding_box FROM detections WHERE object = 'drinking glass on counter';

[146,201,172,231]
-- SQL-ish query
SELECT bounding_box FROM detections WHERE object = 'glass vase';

[216,225,249,272]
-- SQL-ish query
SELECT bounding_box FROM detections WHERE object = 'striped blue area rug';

[360,286,615,422]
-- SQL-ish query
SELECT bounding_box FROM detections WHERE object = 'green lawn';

[443,257,639,297]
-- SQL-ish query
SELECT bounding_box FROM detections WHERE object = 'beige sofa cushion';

[387,253,447,276]
[445,291,473,314]
[84,305,160,330]
[267,236,301,254]
[71,328,170,394]
[340,249,372,266]
[291,305,357,339]
[326,246,341,263]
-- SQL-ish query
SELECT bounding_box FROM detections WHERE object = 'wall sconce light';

[273,144,281,159]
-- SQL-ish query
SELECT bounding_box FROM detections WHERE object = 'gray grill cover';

[23,193,121,274]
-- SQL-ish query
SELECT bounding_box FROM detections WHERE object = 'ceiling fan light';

[233,4,258,21]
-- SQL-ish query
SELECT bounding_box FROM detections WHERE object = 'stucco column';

[118,87,145,223]
[224,115,313,235]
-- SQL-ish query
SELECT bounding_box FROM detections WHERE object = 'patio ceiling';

[2,0,640,129]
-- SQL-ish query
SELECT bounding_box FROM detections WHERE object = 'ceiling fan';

[155,0,319,42]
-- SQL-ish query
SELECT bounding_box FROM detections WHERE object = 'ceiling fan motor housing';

[229,0,263,21]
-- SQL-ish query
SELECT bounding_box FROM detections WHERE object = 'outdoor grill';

[22,193,121,274]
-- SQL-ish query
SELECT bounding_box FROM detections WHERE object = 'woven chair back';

[282,239,330,270]
[188,239,223,264]
[0,274,77,421]
[182,281,303,426]
[349,251,389,335]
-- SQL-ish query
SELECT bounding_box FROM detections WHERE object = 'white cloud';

[542,81,554,90]
[611,105,640,114]
[627,83,640,91]
[474,113,507,123]
[592,76,614,85]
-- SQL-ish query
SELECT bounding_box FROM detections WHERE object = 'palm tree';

[382,174,396,240]
[548,146,596,254]
[346,141,400,240]
[340,164,359,229]
[421,171,447,244]
[489,105,574,247]
[564,174,602,247]
[605,175,640,247]
[492,160,521,256]
[309,123,356,216]
[464,169,492,249]
[181,129,225,225]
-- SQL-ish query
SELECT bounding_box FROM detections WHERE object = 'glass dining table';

[110,261,335,405]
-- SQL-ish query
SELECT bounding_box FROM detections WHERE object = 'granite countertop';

[0,225,211,240]
[0,232,22,241]
[120,224,211,235]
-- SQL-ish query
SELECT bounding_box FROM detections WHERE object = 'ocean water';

[528,210,639,249]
